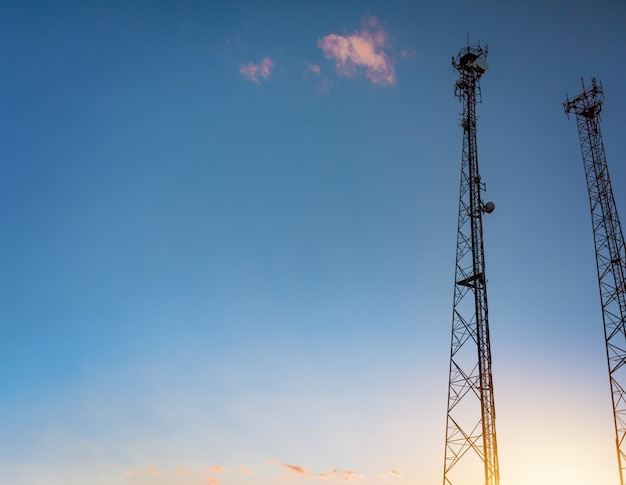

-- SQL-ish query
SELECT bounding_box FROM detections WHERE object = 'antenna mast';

[443,41,499,485]
[564,78,626,485]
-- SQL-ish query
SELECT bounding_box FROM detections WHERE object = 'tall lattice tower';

[564,78,626,485]
[443,41,499,485]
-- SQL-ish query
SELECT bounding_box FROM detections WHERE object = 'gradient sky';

[1,1,626,484]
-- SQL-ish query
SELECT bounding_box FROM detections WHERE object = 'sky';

[1,1,626,484]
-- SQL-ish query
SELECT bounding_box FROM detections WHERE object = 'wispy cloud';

[317,16,396,86]
[269,461,364,482]
[204,465,225,485]
[119,461,369,483]
[306,62,321,75]
[339,471,361,482]
[387,469,403,479]
[240,57,274,84]
[269,460,313,478]
[305,61,332,93]
[399,49,414,59]
[281,463,311,477]
[324,469,363,482]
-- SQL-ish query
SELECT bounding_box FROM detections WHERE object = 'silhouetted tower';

[443,41,499,485]
[565,78,626,485]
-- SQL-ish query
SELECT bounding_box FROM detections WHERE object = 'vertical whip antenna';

[565,78,626,485]
[443,40,500,485]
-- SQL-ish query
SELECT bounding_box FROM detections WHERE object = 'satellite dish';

[456,79,467,89]
[483,201,495,214]
[473,57,489,74]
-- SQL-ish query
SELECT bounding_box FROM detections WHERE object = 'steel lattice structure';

[443,42,499,485]
[564,78,626,485]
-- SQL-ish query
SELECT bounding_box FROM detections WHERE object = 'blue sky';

[1,1,626,484]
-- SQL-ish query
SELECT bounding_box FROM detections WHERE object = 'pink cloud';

[388,470,402,478]
[177,467,190,475]
[304,62,332,93]
[317,16,395,86]
[269,461,313,478]
[306,62,321,74]
[210,466,225,472]
[145,467,160,475]
[240,468,254,475]
[281,463,310,477]
[331,469,362,482]
[240,57,274,84]
[316,469,364,482]
[269,461,364,481]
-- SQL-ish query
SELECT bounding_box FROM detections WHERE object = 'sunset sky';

[1,1,626,484]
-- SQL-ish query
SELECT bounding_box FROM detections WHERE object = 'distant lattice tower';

[443,41,499,485]
[565,78,626,485]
